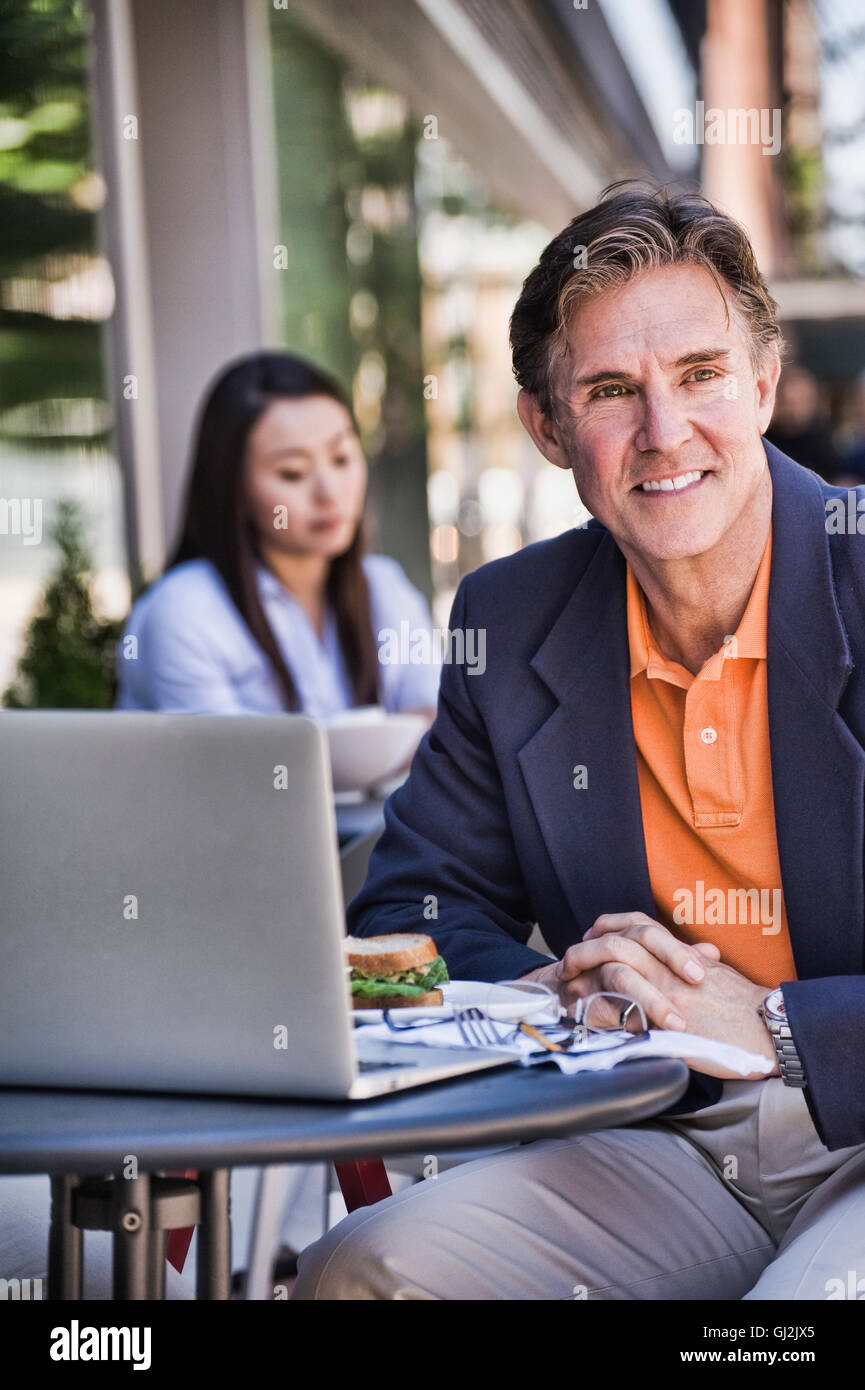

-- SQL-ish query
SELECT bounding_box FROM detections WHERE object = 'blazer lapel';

[517,528,656,935]
[764,442,865,978]
[516,442,865,978]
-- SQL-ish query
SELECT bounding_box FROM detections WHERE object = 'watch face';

[764,988,786,1019]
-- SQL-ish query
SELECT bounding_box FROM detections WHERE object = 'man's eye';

[278,470,303,482]
[689,368,718,382]
[592,383,628,400]
[332,455,350,466]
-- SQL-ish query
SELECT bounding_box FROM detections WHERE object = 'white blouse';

[115,554,442,717]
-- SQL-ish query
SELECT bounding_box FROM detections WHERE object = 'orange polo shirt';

[626,527,797,989]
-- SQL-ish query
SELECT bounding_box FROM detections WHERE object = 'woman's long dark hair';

[167,352,381,712]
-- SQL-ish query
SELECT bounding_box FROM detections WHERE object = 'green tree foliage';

[0,0,104,421]
[3,498,121,708]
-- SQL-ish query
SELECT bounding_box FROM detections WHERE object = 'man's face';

[531,264,779,563]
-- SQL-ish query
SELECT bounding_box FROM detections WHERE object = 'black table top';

[0,1060,689,1176]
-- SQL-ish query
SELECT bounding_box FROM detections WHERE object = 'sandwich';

[346,933,449,1009]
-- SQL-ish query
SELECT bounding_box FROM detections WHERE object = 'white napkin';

[355,1019,774,1077]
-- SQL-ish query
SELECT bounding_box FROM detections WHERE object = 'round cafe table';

[0,1058,689,1300]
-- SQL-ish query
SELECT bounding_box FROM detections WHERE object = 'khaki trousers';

[292,1077,865,1300]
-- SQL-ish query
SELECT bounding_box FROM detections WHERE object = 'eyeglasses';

[382,981,648,1053]
[553,992,649,1050]
[486,986,649,1052]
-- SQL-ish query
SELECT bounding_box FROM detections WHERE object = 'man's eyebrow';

[673,347,732,368]
[573,368,641,389]
[263,425,355,460]
[572,347,732,391]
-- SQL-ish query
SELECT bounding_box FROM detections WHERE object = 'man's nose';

[634,388,692,456]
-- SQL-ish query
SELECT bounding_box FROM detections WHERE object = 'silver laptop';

[0,712,511,1099]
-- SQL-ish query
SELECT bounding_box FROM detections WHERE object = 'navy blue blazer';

[348,441,865,1151]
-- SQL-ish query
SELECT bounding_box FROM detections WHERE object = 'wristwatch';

[758,988,806,1087]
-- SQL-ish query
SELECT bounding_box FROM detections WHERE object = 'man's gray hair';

[510,180,784,417]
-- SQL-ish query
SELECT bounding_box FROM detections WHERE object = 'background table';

[0,1059,689,1300]
[335,795,386,903]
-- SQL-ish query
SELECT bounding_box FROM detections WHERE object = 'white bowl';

[325,705,389,727]
[324,710,427,793]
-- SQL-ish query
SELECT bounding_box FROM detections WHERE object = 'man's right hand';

[519,923,723,1026]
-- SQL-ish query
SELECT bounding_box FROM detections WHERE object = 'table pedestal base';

[48,1169,230,1300]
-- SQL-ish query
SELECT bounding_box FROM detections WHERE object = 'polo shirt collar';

[627,526,772,683]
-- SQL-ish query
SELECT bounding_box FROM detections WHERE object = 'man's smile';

[632,468,711,495]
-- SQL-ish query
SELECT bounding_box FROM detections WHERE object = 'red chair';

[165,1159,392,1275]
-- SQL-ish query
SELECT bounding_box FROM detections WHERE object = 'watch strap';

[760,999,807,1087]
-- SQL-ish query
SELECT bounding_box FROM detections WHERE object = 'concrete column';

[106,0,280,564]
[701,0,778,275]
[90,0,164,581]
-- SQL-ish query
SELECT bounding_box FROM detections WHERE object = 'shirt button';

[700,726,718,744]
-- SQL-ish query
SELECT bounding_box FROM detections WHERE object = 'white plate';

[351,979,560,1025]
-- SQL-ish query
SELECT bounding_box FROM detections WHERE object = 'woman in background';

[114,351,441,1291]
[116,351,439,722]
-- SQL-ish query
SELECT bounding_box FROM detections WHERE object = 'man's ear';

[516,389,572,471]
[755,350,782,434]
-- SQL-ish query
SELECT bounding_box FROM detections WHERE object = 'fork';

[452,1007,511,1049]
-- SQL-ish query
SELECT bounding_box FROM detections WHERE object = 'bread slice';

[345,933,439,976]
[351,988,444,1011]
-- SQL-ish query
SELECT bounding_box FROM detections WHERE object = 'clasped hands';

[521,912,778,1080]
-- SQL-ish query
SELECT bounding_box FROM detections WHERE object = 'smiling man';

[293,183,865,1301]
